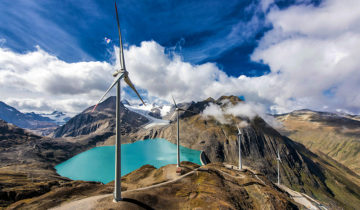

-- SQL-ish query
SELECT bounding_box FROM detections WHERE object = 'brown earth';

[8,162,300,210]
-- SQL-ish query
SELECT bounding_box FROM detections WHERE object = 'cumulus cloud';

[0,46,114,114]
[250,0,360,114]
[1,0,360,116]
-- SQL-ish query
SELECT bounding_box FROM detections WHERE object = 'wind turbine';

[277,149,281,185]
[171,96,197,170]
[92,1,146,202]
[236,126,242,170]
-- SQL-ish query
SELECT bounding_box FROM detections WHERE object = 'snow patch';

[124,104,169,128]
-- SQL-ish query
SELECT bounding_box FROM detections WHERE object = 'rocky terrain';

[0,119,119,208]
[275,109,360,175]
[1,96,360,209]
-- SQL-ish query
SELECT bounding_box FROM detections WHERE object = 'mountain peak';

[216,95,243,105]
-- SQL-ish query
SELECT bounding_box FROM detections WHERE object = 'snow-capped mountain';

[0,101,71,135]
[0,101,56,129]
[40,111,71,126]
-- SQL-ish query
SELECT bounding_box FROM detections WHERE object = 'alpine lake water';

[55,138,202,184]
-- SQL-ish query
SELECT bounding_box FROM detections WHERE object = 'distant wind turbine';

[236,125,242,170]
[277,148,282,185]
[171,96,197,170]
[92,1,146,202]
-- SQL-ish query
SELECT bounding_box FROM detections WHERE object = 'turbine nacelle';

[113,69,125,77]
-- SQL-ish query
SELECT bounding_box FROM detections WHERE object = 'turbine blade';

[92,73,124,112]
[115,1,125,70]
[170,110,177,120]
[171,95,177,107]
[277,150,281,161]
[236,125,241,134]
[124,75,146,106]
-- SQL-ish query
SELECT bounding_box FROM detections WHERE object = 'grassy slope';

[276,112,360,175]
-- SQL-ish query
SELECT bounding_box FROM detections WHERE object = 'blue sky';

[0,0,320,77]
[1,0,360,115]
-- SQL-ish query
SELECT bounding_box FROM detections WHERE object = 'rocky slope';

[275,109,360,175]
[51,96,149,138]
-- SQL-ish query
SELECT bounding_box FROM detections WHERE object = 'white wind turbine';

[92,1,146,202]
[236,125,243,170]
[171,96,197,170]
[277,149,282,185]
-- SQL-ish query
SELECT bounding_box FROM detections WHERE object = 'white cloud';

[0,46,114,114]
[250,0,360,114]
[202,103,229,124]
[2,0,360,116]
[201,100,281,128]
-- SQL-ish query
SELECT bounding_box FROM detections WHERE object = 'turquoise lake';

[55,138,202,184]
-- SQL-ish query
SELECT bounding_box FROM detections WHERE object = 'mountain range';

[0,96,360,209]
[0,101,70,135]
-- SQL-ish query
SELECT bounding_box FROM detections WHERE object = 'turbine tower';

[171,96,196,170]
[236,125,242,170]
[92,1,146,202]
[277,149,282,185]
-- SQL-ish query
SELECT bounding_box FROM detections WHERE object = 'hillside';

[275,109,360,175]
[8,162,302,209]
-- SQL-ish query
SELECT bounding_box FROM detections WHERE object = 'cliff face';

[51,96,149,138]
